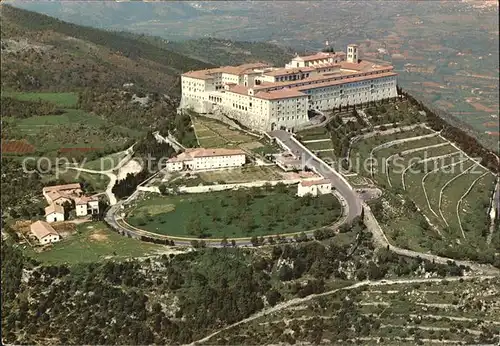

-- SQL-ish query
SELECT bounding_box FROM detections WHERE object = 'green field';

[297,127,330,141]
[126,187,342,238]
[305,140,334,151]
[25,222,166,265]
[3,109,140,155]
[84,151,128,171]
[2,91,79,108]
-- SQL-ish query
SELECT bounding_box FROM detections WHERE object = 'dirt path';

[187,275,495,345]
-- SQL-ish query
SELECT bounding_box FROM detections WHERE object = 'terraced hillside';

[204,276,500,345]
[297,99,499,266]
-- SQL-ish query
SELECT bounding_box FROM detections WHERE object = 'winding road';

[269,130,363,224]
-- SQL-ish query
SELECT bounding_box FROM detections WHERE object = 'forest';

[1,224,468,345]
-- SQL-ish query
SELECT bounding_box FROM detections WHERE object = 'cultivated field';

[192,116,280,156]
[3,108,139,155]
[2,91,79,108]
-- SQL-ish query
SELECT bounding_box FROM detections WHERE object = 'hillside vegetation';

[0,4,213,94]
[160,37,295,67]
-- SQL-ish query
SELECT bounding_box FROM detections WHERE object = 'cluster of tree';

[1,96,63,118]
[181,185,341,238]
[134,132,176,159]
[1,158,46,220]
[112,169,150,199]
[157,111,198,148]
[140,236,175,246]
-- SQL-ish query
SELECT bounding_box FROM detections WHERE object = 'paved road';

[268,130,363,224]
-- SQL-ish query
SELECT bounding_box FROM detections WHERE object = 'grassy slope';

[0,4,213,93]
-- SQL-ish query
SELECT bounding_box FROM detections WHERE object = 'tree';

[250,236,259,247]
[220,236,228,247]
[158,184,168,195]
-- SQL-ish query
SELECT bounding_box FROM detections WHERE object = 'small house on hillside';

[45,203,65,223]
[30,221,61,245]
[75,196,99,217]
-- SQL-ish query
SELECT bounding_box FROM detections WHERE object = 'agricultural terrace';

[3,108,140,156]
[2,91,79,108]
[191,116,279,156]
[297,127,335,160]
[23,222,168,265]
[210,277,500,345]
[125,185,342,239]
[349,124,497,262]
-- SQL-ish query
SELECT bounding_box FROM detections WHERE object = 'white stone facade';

[166,148,246,172]
[297,179,332,197]
[180,44,398,132]
[75,198,100,217]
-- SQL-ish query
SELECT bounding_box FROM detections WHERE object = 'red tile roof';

[45,203,64,216]
[30,221,59,240]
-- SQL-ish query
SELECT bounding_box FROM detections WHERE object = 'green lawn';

[2,91,79,108]
[297,127,330,141]
[126,187,341,238]
[25,222,166,265]
[306,140,334,151]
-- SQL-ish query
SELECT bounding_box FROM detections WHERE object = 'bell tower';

[347,44,359,63]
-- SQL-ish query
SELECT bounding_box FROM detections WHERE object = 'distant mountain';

[0,4,214,93]
[6,1,207,29]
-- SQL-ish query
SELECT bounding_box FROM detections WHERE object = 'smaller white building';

[297,179,332,197]
[75,196,100,217]
[45,203,65,223]
[166,148,246,172]
[30,220,61,245]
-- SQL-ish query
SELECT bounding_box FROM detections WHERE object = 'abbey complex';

[179,44,398,132]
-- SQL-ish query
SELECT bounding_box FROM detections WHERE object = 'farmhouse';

[30,220,61,244]
[42,183,83,205]
[166,148,246,172]
[45,203,65,223]
[180,44,398,132]
[42,183,100,218]
[75,196,100,217]
[297,179,332,197]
